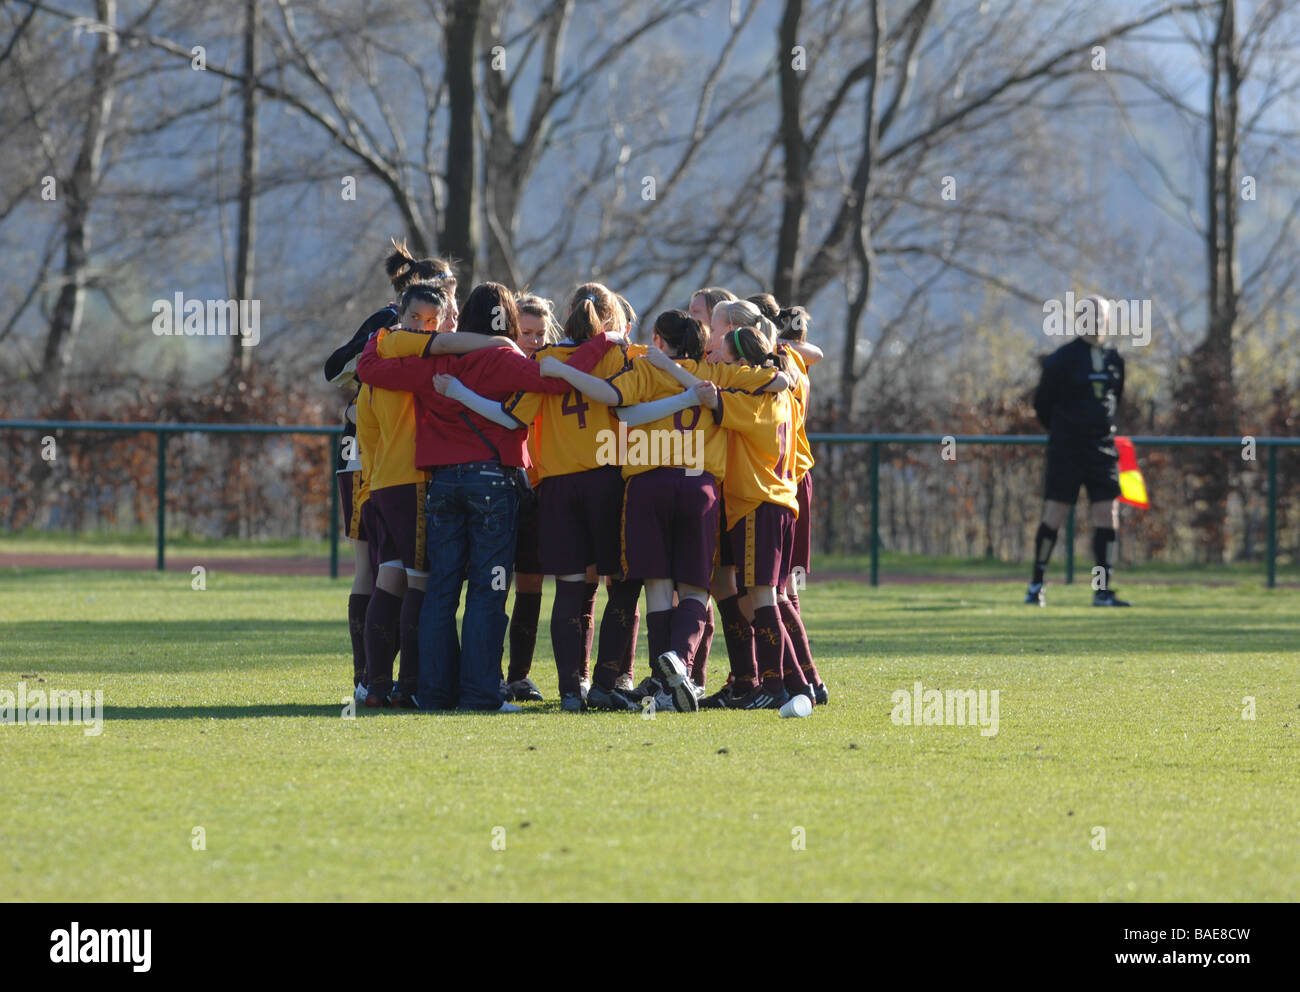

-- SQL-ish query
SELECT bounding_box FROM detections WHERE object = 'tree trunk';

[1177,0,1240,562]
[773,0,806,304]
[41,0,118,394]
[837,0,884,427]
[230,0,259,378]
[442,0,481,289]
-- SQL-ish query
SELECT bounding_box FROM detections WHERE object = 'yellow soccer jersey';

[363,329,429,491]
[779,345,815,480]
[376,328,436,359]
[501,342,641,480]
[606,358,777,481]
[716,387,799,525]
[354,389,379,505]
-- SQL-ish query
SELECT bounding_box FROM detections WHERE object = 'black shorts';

[1043,440,1120,505]
[515,486,542,574]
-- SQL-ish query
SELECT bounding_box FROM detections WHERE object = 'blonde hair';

[565,282,624,342]
[516,292,563,345]
[715,299,776,350]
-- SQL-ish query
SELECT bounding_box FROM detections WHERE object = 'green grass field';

[1,566,1296,902]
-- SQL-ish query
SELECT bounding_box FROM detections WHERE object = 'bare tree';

[39,0,120,394]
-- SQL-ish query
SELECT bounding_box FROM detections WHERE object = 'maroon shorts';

[621,468,718,589]
[717,493,733,568]
[515,488,542,575]
[338,470,368,542]
[367,480,429,572]
[729,501,796,591]
[538,465,625,576]
[791,471,813,574]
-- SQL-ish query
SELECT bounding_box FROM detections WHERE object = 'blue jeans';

[417,462,519,710]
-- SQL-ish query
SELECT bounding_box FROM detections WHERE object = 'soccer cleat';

[650,650,700,713]
[699,684,733,709]
[495,701,523,713]
[560,692,586,713]
[1092,590,1131,607]
[733,686,790,711]
[813,682,829,706]
[614,674,636,693]
[364,691,393,709]
[579,679,591,702]
[508,678,544,702]
[586,684,639,712]
[1025,582,1045,606]
[354,682,370,704]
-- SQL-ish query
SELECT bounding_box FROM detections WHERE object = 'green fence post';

[329,432,340,580]
[1266,444,1277,590]
[1064,504,1075,585]
[870,441,880,587]
[156,431,167,571]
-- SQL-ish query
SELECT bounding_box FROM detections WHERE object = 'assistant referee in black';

[1026,294,1130,607]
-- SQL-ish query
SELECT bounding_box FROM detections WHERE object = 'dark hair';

[384,238,455,293]
[726,325,786,370]
[459,282,519,339]
[776,305,811,342]
[399,282,450,318]
[652,309,707,361]
[565,282,622,342]
[747,293,780,322]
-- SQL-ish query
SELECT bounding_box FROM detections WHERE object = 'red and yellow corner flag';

[1115,436,1149,508]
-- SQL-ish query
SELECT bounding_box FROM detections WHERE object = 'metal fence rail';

[2,421,1296,586]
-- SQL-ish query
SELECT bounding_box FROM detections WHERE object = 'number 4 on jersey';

[561,389,589,429]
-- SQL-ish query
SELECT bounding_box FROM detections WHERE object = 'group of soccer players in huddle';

[324,240,827,717]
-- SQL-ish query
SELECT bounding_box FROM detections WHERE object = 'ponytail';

[565,282,621,342]
[384,237,455,293]
[728,325,786,370]
[777,305,811,342]
[652,309,706,361]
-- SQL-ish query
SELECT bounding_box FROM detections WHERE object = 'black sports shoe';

[586,684,639,712]
[560,692,586,712]
[813,683,829,706]
[733,686,791,710]
[650,650,700,713]
[1092,590,1131,607]
[1025,582,1045,606]
[699,684,734,709]
[508,678,544,702]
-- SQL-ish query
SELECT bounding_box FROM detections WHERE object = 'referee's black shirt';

[1033,337,1124,449]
